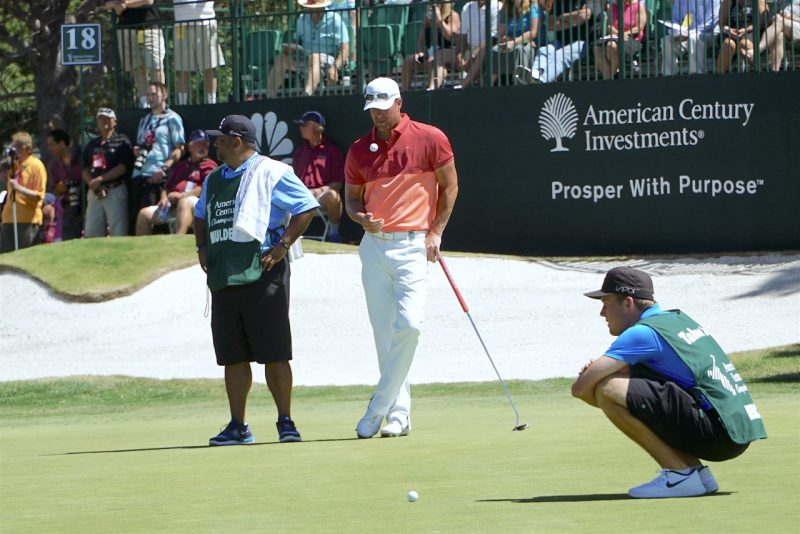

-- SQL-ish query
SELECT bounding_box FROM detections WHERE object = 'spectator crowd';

[1,0,796,251]
[101,0,799,106]
[0,80,348,252]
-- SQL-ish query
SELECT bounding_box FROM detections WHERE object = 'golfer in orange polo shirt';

[345,77,459,439]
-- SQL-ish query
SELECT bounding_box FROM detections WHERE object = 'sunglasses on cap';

[364,92,398,102]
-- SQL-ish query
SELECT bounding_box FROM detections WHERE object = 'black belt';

[103,181,124,189]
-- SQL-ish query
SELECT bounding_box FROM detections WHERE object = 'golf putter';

[437,253,528,431]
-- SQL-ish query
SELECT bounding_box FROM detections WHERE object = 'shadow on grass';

[53,437,360,456]
[749,373,800,383]
[479,492,734,503]
[765,346,800,359]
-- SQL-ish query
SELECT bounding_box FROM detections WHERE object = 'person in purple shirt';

[44,129,83,242]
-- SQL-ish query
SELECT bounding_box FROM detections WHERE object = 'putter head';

[513,423,529,431]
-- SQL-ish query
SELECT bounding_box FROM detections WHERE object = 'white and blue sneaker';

[209,420,255,446]
[697,465,719,494]
[628,468,707,498]
[356,411,383,439]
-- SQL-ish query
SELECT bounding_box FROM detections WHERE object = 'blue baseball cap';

[188,129,209,143]
[294,111,326,127]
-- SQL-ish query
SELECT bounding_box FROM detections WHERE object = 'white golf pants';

[359,231,429,425]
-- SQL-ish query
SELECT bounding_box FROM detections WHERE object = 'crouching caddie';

[572,266,767,498]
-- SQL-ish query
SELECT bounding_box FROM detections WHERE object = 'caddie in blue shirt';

[572,266,767,498]
[194,114,319,446]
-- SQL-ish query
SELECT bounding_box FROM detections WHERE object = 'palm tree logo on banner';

[539,93,578,152]
[251,112,294,164]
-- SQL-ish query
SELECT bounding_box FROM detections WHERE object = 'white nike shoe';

[356,412,383,439]
[628,468,707,499]
[380,419,410,438]
[697,465,719,494]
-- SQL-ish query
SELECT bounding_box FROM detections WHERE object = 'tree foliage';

[0,0,295,152]
[0,0,115,152]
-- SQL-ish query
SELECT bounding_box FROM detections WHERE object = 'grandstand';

[109,0,799,256]
[110,0,799,108]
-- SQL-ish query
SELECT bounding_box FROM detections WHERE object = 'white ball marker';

[407,490,419,502]
[369,142,379,152]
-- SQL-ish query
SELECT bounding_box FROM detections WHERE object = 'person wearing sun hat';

[267,0,349,97]
[344,77,459,439]
[573,266,767,499]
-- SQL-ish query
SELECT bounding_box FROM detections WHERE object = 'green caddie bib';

[203,168,262,291]
[639,310,767,445]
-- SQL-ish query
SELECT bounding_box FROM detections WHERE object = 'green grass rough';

[0,235,355,301]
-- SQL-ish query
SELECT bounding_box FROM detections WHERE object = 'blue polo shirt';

[194,153,319,251]
[295,11,347,56]
[500,5,545,45]
[604,304,697,390]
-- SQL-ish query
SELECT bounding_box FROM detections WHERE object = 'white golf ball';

[369,142,379,152]
[407,490,419,502]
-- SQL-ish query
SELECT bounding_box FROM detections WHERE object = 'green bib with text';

[204,168,262,291]
[639,310,767,444]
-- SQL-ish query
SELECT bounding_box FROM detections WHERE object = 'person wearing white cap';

[344,77,459,439]
[81,107,134,238]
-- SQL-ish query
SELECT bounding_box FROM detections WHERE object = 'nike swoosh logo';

[665,474,693,488]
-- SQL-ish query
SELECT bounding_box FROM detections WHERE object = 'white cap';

[363,77,401,111]
[96,107,116,119]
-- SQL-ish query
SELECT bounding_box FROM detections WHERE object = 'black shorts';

[210,260,292,366]
[626,377,749,462]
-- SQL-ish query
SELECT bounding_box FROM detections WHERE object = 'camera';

[1,146,16,170]
[65,182,82,215]
[133,148,149,170]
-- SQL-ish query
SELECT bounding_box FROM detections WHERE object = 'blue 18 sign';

[61,23,102,65]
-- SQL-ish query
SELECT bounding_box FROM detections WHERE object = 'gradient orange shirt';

[2,154,46,225]
[345,114,454,232]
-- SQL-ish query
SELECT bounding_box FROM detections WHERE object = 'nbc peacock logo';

[250,112,294,164]
[539,93,579,152]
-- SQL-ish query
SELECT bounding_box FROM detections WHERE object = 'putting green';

[1,383,797,533]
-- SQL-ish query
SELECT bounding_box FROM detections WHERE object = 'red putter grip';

[437,254,469,313]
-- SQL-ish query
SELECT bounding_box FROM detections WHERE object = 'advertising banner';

[120,72,800,255]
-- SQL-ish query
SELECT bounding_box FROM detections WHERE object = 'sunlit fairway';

[1,348,798,533]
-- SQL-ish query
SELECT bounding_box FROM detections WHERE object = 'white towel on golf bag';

[231,155,289,243]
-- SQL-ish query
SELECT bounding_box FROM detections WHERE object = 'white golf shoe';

[698,465,719,494]
[356,412,383,439]
[380,419,410,438]
[628,468,707,499]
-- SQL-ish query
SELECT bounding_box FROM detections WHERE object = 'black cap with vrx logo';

[584,266,655,300]
[206,115,257,144]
